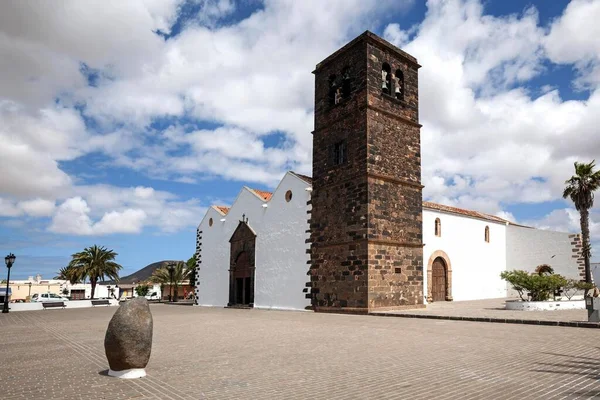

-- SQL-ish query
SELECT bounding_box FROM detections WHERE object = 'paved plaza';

[1,304,600,399]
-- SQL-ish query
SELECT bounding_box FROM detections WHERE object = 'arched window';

[328,74,337,105]
[381,63,391,94]
[485,226,490,242]
[435,218,441,237]
[341,66,352,98]
[394,69,404,101]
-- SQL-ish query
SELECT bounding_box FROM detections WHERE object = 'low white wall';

[7,299,119,312]
[506,226,580,277]
[506,225,582,297]
[505,299,584,311]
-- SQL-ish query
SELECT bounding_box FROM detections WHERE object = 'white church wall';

[255,174,312,311]
[592,263,600,285]
[196,205,234,307]
[423,209,507,302]
[506,225,582,283]
[195,173,311,311]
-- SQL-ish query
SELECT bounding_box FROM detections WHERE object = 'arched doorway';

[426,250,453,303]
[431,257,447,302]
[228,219,256,307]
[232,251,254,306]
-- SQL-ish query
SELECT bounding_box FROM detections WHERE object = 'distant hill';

[104,260,179,285]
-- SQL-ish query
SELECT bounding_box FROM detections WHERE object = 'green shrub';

[500,270,567,301]
[562,279,595,300]
[135,284,150,297]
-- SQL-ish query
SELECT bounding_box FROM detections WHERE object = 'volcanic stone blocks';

[309,31,424,313]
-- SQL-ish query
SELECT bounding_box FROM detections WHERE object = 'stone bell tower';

[308,31,424,313]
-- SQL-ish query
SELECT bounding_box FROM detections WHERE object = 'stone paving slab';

[1,304,600,399]
[371,298,599,328]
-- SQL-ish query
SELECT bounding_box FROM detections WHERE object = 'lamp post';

[3,253,16,313]
[167,263,175,302]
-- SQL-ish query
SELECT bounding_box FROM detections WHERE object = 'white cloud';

[18,199,56,217]
[0,198,22,217]
[48,197,94,235]
[48,197,147,235]
[544,0,600,88]
[93,209,148,235]
[383,23,410,48]
[44,185,206,236]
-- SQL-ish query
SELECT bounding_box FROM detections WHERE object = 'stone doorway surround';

[426,250,453,303]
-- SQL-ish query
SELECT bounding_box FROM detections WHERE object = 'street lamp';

[167,263,175,303]
[3,253,16,313]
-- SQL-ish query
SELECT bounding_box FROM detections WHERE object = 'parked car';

[31,293,70,302]
[145,292,160,300]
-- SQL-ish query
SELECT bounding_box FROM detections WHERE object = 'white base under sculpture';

[108,368,147,379]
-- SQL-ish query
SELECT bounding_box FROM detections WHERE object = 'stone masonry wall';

[194,228,202,305]
[310,37,369,310]
[569,233,586,279]
[310,32,423,312]
[365,37,424,309]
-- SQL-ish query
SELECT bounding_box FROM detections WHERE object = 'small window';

[394,69,404,101]
[435,218,441,237]
[333,140,347,165]
[395,268,402,274]
[209,218,213,227]
[485,226,490,242]
[341,66,352,98]
[328,74,337,105]
[381,63,392,94]
[285,190,293,202]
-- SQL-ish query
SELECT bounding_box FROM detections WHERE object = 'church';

[194,31,585,313]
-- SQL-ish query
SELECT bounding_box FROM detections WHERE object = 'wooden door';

[232,252,253,305]
[431,258,447,302]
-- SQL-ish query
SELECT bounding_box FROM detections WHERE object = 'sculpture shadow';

[98,369,110,377]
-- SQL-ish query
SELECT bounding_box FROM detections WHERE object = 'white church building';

[194,172,584,311]
[193,31,584,313]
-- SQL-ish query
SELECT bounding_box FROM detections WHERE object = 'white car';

[31,293,70,302]
[145,291,160,300]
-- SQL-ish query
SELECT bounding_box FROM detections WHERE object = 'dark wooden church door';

[232,251,253,306]
[431,257,447,302]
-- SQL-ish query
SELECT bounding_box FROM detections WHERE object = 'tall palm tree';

[149,260,193,301]
[66,245,122,299]
[563,160,600,293]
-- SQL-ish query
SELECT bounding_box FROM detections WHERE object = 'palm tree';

[563,160,600,293]
[66,245,122,299]
[54,266,80,284]
[186,254,197,287]
[149,260,193,301]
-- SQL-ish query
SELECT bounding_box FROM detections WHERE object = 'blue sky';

[1,0,599,279]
